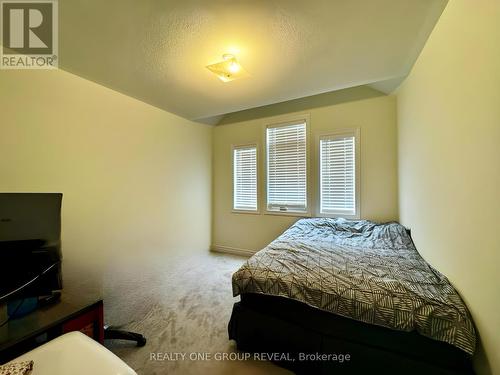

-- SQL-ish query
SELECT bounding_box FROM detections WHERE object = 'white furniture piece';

[8,332,136,375]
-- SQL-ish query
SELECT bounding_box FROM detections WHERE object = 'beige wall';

[0,69,212,323]
[396,1,500,374]
[213,87,398,252]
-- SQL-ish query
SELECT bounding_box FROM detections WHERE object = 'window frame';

[263,115,312,217]
[316,128,361,219]
[231,143,260,214]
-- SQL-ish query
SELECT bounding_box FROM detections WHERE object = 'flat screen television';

[0,193,63,303]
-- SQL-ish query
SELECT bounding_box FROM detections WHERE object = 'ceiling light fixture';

[206,54,248,82]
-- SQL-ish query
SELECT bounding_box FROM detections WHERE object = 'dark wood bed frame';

[228,293,474,375]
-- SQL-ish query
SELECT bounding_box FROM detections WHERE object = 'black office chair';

[104,326,146,347]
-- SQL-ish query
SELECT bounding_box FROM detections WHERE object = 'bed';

[229,218,476,374]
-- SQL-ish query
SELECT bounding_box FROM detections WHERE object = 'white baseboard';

[210,245,256,257]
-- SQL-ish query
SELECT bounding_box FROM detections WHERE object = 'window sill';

[232,209,261,215]
[264,210,312,218]
[318,212,360,220]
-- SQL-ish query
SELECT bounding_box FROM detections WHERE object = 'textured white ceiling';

[59,0,447,121]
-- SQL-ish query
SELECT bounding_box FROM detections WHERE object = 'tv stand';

[0,293,147,364]
[38,291,62,308]
[0,297,105,363]
[104,326,146,347]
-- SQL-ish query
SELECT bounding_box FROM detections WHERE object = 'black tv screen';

[0,193,63,302]
[0,193,62,244]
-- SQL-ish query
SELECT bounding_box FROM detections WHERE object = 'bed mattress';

[229,293,473,374]
[232,218,476,355]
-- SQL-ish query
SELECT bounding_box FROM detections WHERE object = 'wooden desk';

[0,294,103,364]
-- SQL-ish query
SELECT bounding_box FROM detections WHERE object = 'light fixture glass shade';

[206,55,248,82]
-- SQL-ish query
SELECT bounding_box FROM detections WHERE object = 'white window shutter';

[266,122,307,212]
[320,135,356,216]
[233,145,258,211]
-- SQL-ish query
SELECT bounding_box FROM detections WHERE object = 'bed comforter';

[232,218,476,355]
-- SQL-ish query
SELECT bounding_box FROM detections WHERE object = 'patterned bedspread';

[232,218,476,354]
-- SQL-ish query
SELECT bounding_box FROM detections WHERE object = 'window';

[266,121,307,213]
[233,145,258,211]
[319,132,359,217]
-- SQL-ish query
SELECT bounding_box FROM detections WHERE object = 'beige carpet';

[104,251,291,375]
